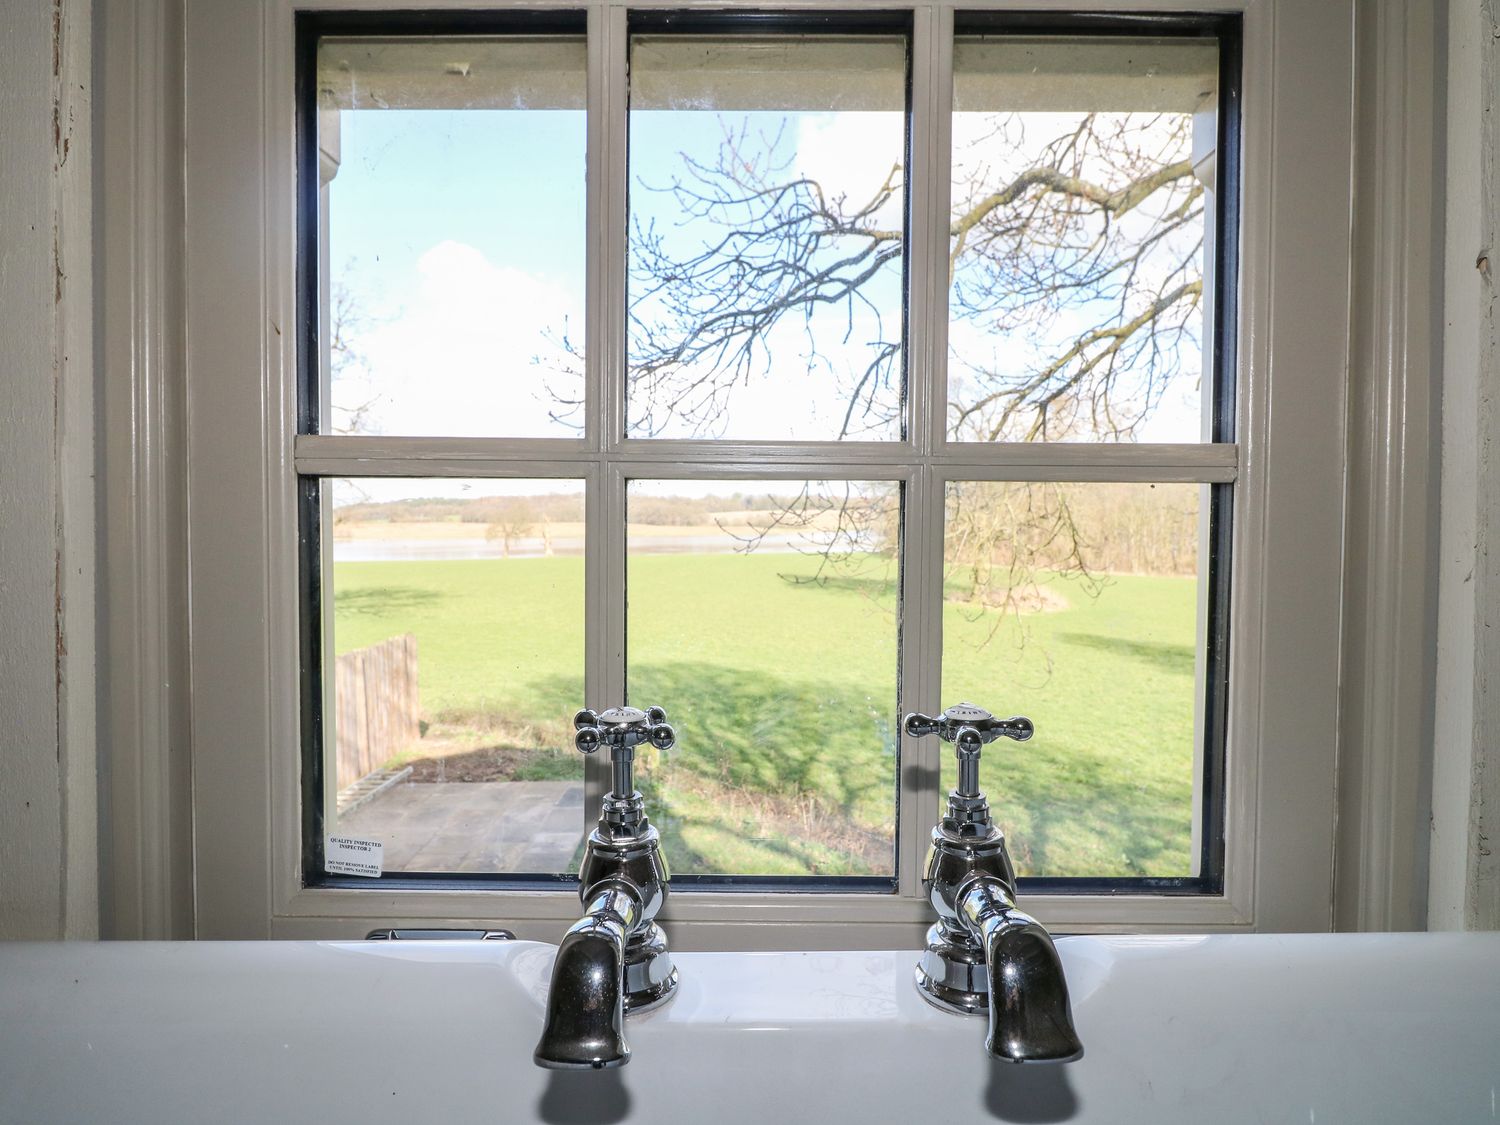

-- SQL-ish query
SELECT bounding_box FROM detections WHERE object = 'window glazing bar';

[294,434,1239,481]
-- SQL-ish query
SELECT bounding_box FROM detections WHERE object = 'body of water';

[332,533,809,562]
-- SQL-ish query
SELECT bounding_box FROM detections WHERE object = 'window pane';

[940,481,1206,877]
[949,38,1219,443]
[626,479,900,876]
[326,477,585,875]
[317,38,586,437]
[627,36,908,441]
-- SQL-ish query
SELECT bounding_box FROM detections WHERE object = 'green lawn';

[333,552,1198,879]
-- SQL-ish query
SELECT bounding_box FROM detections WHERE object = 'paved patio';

[338,779,585,873]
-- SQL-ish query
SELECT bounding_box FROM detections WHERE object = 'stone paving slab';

[337,780,585,873]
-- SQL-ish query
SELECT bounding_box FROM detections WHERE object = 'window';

[298,8,1234,896]
[180,1,1356,940]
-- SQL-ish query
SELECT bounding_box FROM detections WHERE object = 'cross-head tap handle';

[573,706,676,799]
[904,703,1033,799]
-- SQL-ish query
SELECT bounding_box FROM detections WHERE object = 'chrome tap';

[905,703,1083,1064]
[534,706,679,1070]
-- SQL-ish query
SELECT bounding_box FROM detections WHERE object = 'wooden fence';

[335,633,420,791]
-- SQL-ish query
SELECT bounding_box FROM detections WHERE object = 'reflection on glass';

[940,480,1205,877]
[949,38,1220,443]
[626,479,900,876]
[327,477,585,874]
[317,37,586,437]
[627,36,908,441]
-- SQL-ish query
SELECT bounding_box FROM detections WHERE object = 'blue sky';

[325,98,1206,460]
[330,109,587,307]
[327,103,909,443]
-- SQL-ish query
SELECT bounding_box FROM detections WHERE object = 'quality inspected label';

[325,835,384,878]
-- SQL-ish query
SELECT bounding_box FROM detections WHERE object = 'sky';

[324,58,1211,507]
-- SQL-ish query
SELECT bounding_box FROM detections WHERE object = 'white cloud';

[794,112,905,228]
[334,240,582,438]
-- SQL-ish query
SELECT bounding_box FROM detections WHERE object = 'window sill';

[260,883,1253,947]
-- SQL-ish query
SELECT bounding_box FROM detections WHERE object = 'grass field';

[333,551,1198,879]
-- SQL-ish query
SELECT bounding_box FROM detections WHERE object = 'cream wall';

[0,0,1495,940]
[1429,0,1500,930]
[0,0,97,941]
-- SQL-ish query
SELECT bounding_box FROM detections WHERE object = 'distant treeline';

[334,493,768,527]
[335,495,585,525]
[945,481,1202,580]
[1061,482,1201,577]
[335,483,1200,576]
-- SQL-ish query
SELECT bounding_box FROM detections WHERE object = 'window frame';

[181,0,1356,944]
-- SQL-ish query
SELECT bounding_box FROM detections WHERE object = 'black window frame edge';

[295,8,1240,900]
[975,10,1239,896]
[295,9,593,891]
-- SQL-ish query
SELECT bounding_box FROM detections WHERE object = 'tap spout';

[958,879,1083,1064]
[533,885,641,1070]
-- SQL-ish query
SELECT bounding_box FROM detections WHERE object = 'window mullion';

[894,6,953,897]
[915,4,954,459]
[596,3,628,457]
[584,4,630,820]
[898,463,944,897]
[291,435,1239,481]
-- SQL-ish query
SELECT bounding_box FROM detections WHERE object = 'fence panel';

[334,633,420,790]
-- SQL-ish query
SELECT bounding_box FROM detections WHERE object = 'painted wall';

[0,0,1494,939]
[0,1,96,940]
[1429,0,1500,930]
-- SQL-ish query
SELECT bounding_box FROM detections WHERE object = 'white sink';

[2,933,1496,1123]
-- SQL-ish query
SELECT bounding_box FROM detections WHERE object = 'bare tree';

[621,112,1202,443]
[329,279,385,435]
[318,106,1204,638]
[485,501,537,558]
[552,108,1207,623]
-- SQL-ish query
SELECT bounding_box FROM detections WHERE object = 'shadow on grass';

[629,663,895,801]
[998,784,1191,879]
[776,570,899,603]
[521,662,898,876]
[335,585,440,616]
[435,658,1192,879]
[1056,632,1194,676]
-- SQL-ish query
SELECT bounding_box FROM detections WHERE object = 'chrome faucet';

[905,704,1083,1064]
[534,706,679,1070]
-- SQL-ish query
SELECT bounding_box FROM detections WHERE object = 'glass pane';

[326,477,585,874]
[626,479,900,876]
[940,481,1206,877]
[627,36,908,441]
[949,38,1220,442]
[317,37,586,437]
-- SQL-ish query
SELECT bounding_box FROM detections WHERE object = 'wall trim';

[94,0,1425,941]
[97,0,194,940]
[1334,0,1441,932]
[0,0,98,941]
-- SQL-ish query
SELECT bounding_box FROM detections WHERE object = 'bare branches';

[717,481,898,587]
[627,118,904,438]
[945,479,1106,656]
[613,106,1208,637]
[945,112,1204,442]
[623,110,1204,448]
[952,278,1204,442]
[328,280,385,435]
